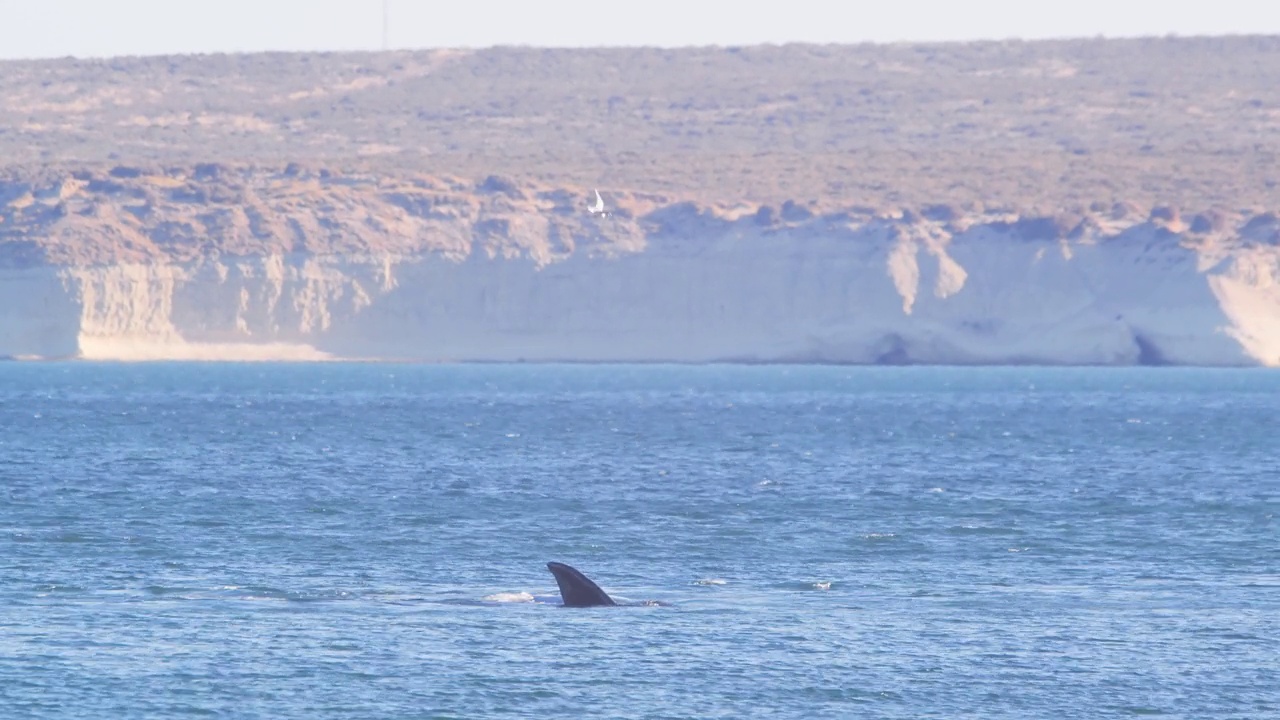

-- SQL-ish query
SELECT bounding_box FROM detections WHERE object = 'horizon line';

[3,30,1275,63]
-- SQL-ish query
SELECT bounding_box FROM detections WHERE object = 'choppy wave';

[482,591,536,603]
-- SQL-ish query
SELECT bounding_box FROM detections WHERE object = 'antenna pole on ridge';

[382,0,389,51]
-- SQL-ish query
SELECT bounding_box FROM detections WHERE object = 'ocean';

[1,363,1276,718]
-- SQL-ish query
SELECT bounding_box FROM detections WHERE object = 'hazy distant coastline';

[2,38,1279,364]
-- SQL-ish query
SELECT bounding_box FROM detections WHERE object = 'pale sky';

[1,0,1278,59]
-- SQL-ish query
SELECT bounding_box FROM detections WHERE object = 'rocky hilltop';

[2,39,1279,363]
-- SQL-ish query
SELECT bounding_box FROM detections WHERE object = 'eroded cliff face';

[2,166,1279,365]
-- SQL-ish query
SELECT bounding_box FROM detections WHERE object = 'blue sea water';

[0,363,1276,719]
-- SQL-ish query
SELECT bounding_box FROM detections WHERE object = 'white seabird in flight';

[588,189,607,216]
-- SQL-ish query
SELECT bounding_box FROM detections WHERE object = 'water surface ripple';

[1,364,1276,718]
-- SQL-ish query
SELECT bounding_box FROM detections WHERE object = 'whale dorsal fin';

[546,561,616,607]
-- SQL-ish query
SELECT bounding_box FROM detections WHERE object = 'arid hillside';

[3,39,1280,365]
[3,37,1280,210]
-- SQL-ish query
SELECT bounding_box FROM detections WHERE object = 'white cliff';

[4,42,1280,365]
[2,170,1278,365]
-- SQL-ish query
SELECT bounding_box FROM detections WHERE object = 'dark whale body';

[545,561,617,607]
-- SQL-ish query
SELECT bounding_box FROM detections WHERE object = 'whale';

[546,561,617,607]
